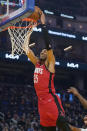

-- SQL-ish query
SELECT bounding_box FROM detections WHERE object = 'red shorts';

[38,94,65,127]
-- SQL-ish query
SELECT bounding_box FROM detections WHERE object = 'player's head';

[84,116,87,126]
[40,49,47,61]
[84,120,87,126]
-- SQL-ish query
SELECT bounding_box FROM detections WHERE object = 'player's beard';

[40,57,47,62]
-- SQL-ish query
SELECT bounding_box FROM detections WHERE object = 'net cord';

[7,0,9,16]
[8,20,35,56]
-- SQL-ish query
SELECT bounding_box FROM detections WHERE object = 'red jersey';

[34,62,55,103]
[34,62,65,127]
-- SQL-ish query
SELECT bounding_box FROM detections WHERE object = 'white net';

[8,20,35,56]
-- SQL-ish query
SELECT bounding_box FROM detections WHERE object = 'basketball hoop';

[8,17,38,56]
[6,6,42,56]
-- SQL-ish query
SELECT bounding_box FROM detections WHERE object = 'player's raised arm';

[69,125,87,131]
[23,31,39,65]
[68,87,87,109]
[40,12,55,73]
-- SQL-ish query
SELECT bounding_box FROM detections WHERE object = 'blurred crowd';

[0,84,42,131]
[0,83,86,131]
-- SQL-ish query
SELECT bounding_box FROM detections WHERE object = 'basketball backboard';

[0,0,35,32]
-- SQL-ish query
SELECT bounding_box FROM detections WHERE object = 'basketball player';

[23,11,72,131]
[69,114,87,131]
[68,87,87,128]
[69,124,87,131]
[69,116,87,131]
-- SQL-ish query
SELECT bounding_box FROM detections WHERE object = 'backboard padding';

[0,0,35,32]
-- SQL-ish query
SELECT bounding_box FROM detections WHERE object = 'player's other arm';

[69,125,81,131]
[84,115,87,126]
[27,49,39,65]
[41,12,55,73]
[23,32,39,65]
[69,125,87,131]
[68,87,87,109]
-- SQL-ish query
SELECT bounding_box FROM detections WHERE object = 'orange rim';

[8,25,33,29]
[22,17,37,22]
[3,18,39,31]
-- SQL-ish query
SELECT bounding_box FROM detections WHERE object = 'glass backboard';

[0,0,35,32]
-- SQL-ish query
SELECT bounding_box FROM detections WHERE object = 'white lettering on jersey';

[34,68,43,74]
[34,74,38,83]
[34,68,43,83]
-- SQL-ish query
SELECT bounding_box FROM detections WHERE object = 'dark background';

[0,0,87,130]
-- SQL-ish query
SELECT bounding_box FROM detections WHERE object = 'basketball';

[29,6,42,21]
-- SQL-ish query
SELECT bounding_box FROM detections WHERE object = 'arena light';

[5,53,19,60]
[4,53,86,70]
[33,27,42,32]
[64,46,72,52]
[55,61,60,65]
[82,36,87,41]
[48,30,76,39]
[44,10,54,15]
[33,27,76,39]
[56,93,61,98]
[60,13,74,19]
[33,27,87,41]
[55,61,79,69]
[67,62,79,69]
